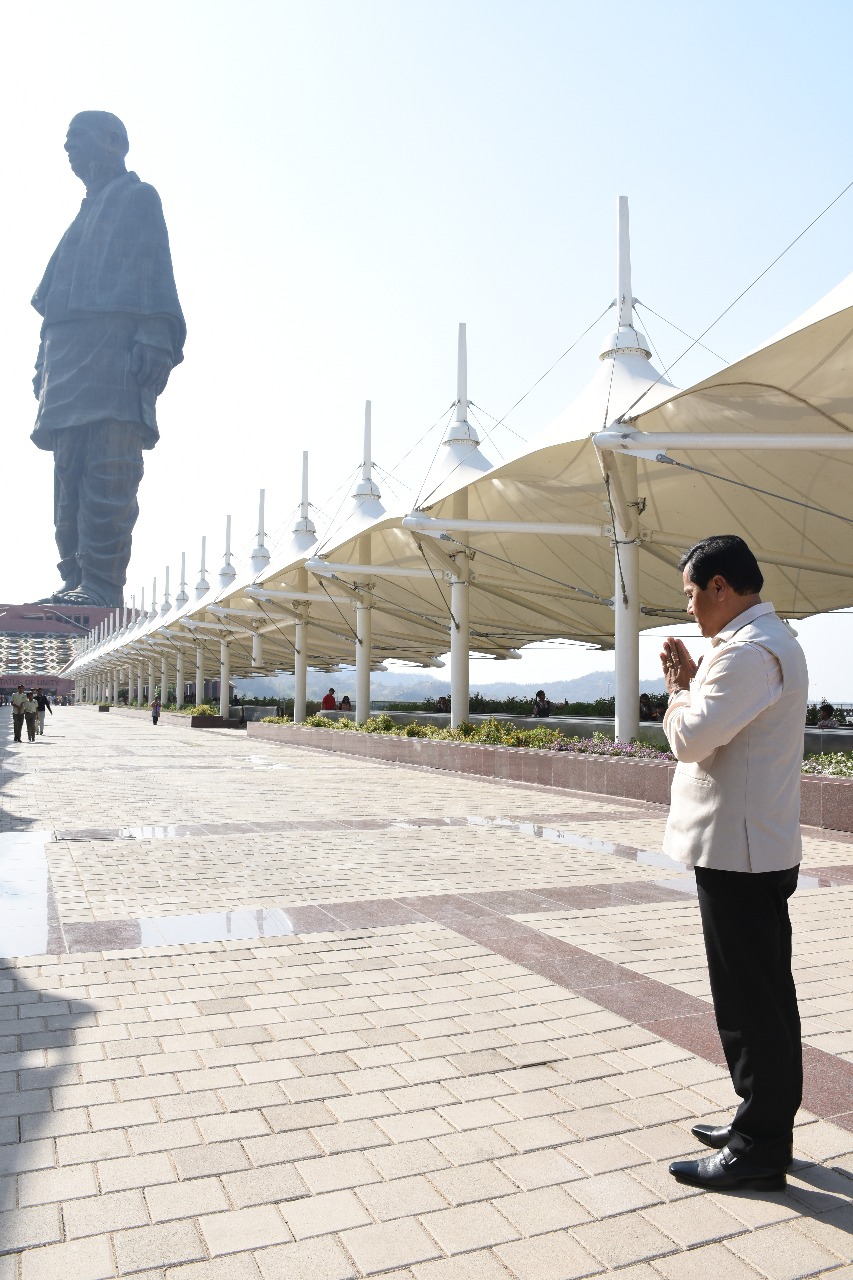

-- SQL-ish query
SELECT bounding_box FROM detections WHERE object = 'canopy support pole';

[195,646,204,706]
[219,641,230,721]
[294,616,308,722]
[356,603,372,724]
[355,532,373,725]
[176,651,185,709]
[613,454,640,743]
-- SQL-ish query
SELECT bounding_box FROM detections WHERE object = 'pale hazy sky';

[2,1,851,696]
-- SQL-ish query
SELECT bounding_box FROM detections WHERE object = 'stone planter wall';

[106,707,245,729]
[247,722,853,834]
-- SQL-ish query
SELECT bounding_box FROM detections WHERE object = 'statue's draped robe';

[31,171,185,450]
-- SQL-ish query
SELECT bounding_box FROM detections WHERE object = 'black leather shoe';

[691,1123,731,1149]
[670,1147,786,1191]
[691,1123,794,1165]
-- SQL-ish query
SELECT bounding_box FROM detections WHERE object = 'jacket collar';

[712,601,776,648]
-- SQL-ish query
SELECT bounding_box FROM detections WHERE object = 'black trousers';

[695,864,802,1167]
[53,421,145,604]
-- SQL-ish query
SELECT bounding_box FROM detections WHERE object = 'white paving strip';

[0,830,53,956]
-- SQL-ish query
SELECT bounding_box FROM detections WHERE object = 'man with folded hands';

[660,534,808,1192]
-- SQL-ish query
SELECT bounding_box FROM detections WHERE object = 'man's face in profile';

[64,118,111,180]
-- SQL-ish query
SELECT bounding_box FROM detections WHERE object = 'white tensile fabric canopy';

[66,202,853,736]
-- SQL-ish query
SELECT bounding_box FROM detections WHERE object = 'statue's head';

[65,112,129,183]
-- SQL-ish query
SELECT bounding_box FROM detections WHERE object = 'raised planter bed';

[247,722,853,835]
[101,707,245,729]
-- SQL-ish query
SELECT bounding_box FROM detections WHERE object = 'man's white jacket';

[663,603,808,873]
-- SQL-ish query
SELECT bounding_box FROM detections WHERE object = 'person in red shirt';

[321,688,337,711]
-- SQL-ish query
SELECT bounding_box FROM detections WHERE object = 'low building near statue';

[0,602,113,698]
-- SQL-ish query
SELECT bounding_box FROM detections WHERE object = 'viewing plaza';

[1,707,853,1278]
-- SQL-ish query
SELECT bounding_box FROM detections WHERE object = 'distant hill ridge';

[235,669,667,702]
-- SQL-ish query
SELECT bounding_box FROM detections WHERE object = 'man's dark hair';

[678,535,764,594]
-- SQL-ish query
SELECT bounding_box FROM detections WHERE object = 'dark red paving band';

[25,872,853,1133]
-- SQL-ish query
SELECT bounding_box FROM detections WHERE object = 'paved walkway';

[1,707,853,1278]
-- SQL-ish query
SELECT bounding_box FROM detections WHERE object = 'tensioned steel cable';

[316,577,360,643]
[415,541,459,631]
[467,407,505,461]
[603,474,628,609]
[634,300,727,363]
[622,175,853,420]
[432,537,613,604]
[390,402,456,480]
[655,454,853,526]
[327,574,451,634]
[417,303,615,508]
[250,598,299,657]
[468,401,528,442]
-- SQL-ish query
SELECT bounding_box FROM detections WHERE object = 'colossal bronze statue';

[32,112,185,607]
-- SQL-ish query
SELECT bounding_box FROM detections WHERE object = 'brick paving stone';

[654,1242,769,1280]
[279,1188,372,1239]
[727,1221,848,1279]
[166,1257,262,1280]
[173,1141,250,1180]
[198,1205,292,1256]
[356,1174,447,1220]
[64,1189,150,1239]
[494,1230,604,1280]
[17,1162,99,1205]
[222,1163,310,1206]
[340,1219,442,1273]
[113,1221,207,1273]
[566,1170,661,1220]
[427,1161,518,1206]
[498,1184,593,1233]
[58,1130,132,1165]
[294,1152,380,1194]
[570,1215,678,1268]
[411,1257,514,1280]
[641,1196,748,1247]
[0,1202,60,1251]
[419,1203,519,1254]
[145,1176,230,1221]
[367,1139,451,1180]
[254,1237,357,1280]
[241,1131,323,1165]
[19,1235,117,1280]
[431,1129,516,1166]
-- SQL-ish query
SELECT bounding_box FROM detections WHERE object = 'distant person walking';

[151,694,161,726]
[10,685,26,742]
[35,688,52,735]
[23,693,38,743]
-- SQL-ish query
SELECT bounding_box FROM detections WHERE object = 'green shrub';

[260,715,292,724]
[362,714,397,734]
[403,722,429,737]
[179,703,219,717]
[802,751,853,777]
